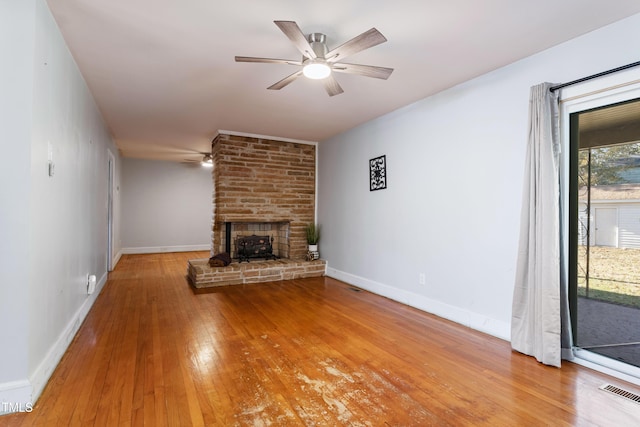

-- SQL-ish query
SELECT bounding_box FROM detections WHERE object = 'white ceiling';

[46,0,640,162]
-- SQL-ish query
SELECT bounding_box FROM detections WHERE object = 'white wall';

[318,13,640,341]
[121,158,212,253]
[0,0,36,409]
[0,0,121,412]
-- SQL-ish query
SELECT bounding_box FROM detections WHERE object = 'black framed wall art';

[369,155,387,191]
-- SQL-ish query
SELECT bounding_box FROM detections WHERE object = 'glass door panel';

[572,99,640,367]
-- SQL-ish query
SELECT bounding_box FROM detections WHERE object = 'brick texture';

[211,134,316,260]
[187,258,327,288]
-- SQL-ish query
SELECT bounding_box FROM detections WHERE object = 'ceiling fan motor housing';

[307,33,328,59]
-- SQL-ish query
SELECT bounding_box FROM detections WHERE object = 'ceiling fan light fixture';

[303,60,331,80]
[201,154,213,167]
[235,21,392,95]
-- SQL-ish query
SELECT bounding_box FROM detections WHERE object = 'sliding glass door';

[569,98,640,368]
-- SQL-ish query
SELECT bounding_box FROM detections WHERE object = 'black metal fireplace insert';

[236,235,277,262]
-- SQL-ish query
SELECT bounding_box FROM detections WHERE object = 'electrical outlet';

[87,274,97,294]
[419,273,426,285]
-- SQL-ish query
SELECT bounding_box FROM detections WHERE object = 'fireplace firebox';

[219,221,290,261]
[236,235,277,262]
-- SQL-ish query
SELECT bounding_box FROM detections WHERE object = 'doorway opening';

[107,150,115,271]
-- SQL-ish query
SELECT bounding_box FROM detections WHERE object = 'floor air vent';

[599,383,640,404]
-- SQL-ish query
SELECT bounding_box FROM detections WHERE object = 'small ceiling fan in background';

[181,152,213,167]
[235,20,393,96]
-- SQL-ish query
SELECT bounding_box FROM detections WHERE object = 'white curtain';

[511,82,563,367]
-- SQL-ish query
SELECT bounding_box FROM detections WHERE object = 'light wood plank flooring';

[3,252,640,426]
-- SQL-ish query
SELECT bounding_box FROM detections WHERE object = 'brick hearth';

[188,259,326,288]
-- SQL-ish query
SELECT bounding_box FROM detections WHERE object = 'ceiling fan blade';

[323,75,344,97]
[326,28,387,62]
[268,70,304,90]
[235,56,302,66]
[332,63,393,79]
[274,21,316,59]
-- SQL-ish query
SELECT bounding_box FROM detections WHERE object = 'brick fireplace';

[188,133,326,288]
[211,133,316,260]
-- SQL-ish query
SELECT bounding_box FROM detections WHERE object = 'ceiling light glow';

[201,154,213,167]
[303,61,331,79]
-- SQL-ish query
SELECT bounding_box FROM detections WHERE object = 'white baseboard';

[326,267,511,342]
[0,272,108,414]
[121,244,210,254]
[112,250,122,268]
[0,380,32,415]
[28,271,108,405]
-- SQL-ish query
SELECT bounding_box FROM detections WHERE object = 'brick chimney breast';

[211,134,316,261]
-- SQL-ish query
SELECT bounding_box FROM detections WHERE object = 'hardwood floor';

[3,252,640,426]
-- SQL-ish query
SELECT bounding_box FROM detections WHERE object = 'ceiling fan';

[235,20,393,96]
[180,152,213,167]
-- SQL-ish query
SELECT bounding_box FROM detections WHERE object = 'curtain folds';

[511,82,567,367]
